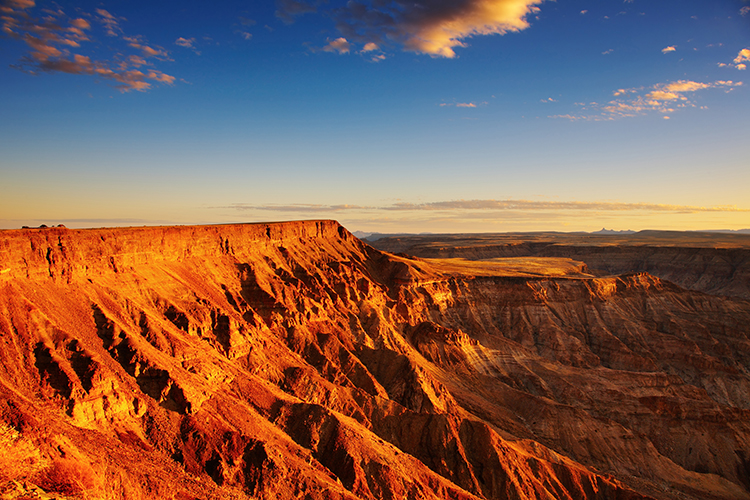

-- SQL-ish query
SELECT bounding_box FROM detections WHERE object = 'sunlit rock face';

[1,221,749,499]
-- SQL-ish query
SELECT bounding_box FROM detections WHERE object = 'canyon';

[368,231,750,300]
[1,221,749,500]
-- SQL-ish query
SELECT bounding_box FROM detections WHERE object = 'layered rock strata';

[0,221,749,499]
[368,231,750,299]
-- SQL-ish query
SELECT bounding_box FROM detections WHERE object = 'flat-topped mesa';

[0,220,356,282]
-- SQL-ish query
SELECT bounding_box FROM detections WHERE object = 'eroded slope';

[1,221,749,500]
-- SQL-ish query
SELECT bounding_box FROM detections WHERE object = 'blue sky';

[1,0,748,232]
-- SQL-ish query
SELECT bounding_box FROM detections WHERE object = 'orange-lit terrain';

[370,231,750,299]
[1,221,750,499]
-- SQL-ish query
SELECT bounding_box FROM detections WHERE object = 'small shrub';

[0,423,47,481]
[36,457,99,496]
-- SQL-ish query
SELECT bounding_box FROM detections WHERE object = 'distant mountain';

[351,230,373,239]
[698,229,750,234]
[592,228,636,235]
[354,231,432,242]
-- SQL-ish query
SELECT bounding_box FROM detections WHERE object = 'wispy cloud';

[176,36,201,54]
[95,8,122,37]
[124,35,170,59]
[661,45,676,53]
[216,200,750,232]
[233,16,256,42]
[2,1,175,92]
[275,0,317,24]
[225,200,749,214]
[553,80,742,121]
[440,101,482,108]
[383,200,749,213]
[332,0,545,58]
[175,37,195,48]
[229,203,372,213]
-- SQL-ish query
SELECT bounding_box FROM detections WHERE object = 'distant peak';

[592,228,636,235]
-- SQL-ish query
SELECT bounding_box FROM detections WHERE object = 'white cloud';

[718,48,750,70]
[322,37,350,54]
[334,0,545,58]
[734,48,750,64]
[661,46,676,54]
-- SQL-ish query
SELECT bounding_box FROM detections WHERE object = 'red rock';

[0,221,748,499]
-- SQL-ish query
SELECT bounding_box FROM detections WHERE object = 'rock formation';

[1,221,749,499]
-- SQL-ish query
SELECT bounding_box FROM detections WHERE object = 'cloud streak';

[333,0,545,58]
[440,101,481,108]
[226,200,749,214]
[2,0,175,92]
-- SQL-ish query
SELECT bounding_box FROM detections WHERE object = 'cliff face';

[368,233,750,299]
[1,221,749,500]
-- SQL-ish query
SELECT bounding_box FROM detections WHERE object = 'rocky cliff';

[1,221,749,500]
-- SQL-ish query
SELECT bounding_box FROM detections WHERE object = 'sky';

[1,0,749,234]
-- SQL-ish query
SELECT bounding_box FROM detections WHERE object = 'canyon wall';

[1,221,749,500]
[368,232,750,299]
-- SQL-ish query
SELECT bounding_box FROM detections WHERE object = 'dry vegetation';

[0,423,48,484]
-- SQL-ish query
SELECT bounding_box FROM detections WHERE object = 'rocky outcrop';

[1,221,749,499]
